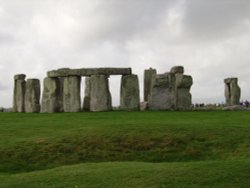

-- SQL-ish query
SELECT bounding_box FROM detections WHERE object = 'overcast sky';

[1,0,250,107]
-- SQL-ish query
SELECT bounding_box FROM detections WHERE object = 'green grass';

[1,160,249,188]
[0,111,250,187]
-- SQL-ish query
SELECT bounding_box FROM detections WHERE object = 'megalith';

[63,76,81,112]
[41,77,61,113]
[144,68,157,102]
[224,78,241,106]
[148,73,176,110]
[13,74,26,112]
[24,79,41,113]
[83,77,91,111]
[120,74,140,111]
[90,75,112,111]
[175,74,193,110]
[148,66,193,110]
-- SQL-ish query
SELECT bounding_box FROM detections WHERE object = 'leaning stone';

[170,66,184,74]
[63,76,81,112]
[90,75,112,112]
[144,68,157,102]
[25,79,40,113]
[41,77,61,113]
[120,74,140,111]
[13,74,26,112]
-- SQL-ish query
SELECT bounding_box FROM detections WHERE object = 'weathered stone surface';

[120,74,140,111]
[176,88,192,110]
[41,77,61,113]
[170,66,184,74]
[224,77,241,106]
[148,66,193,111]
[140,102,148,111]
[90,75,112,112]
[144,68,157,102]
[24,79,40,113]
[47,67,132,77]
[175,74,193,89]
[175,74,193,110]
[13,74,26,112]
[148,73,176,110]
[63,76,81,112]
[83,77,91,111]
[14,74,26,80]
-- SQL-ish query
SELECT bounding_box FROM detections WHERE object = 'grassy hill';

[0,111,250,187]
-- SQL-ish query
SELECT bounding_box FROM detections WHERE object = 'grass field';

[0,111,250,187]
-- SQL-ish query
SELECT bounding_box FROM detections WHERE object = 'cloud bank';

[0,0,250,107]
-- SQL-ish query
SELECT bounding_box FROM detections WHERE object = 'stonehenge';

[148,66,193,110]
[144,68,156,102]
[12,66,195,113]
[90,75,112,112]
[24,79,41,113]
[13,74,26,112]
[224,78,241,106]
[120,74,140,111]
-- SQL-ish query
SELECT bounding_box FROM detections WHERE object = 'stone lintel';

[170,66,184,74]
[224,77,238,84]
[14,74,26,80]
[47,67,132,77]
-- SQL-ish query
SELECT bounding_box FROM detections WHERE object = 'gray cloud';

[0,0,250,107]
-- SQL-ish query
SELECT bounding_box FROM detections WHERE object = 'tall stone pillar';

[83,77,91,111]
[24,79,40,113]
[41,77,61,113]
[63,76,81,112]
[144,68,156,102]
[148,73,176,110]
[13,74,26,112]
[224,78,241,106]
[175,74,193,110]
[90,75,112,111]
[120,74,140,111]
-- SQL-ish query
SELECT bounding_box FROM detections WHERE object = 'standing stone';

[24,79,40,113]
[63,76,81,112]
[90,75,112,111]
[148,73,176,110]
[120,74,140,111]
[41,77,61,113]
[83,77,91,111]
[175,74,193,110]
[144,68,156,102]
[224,78,241,106]
[13,74,26,112]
